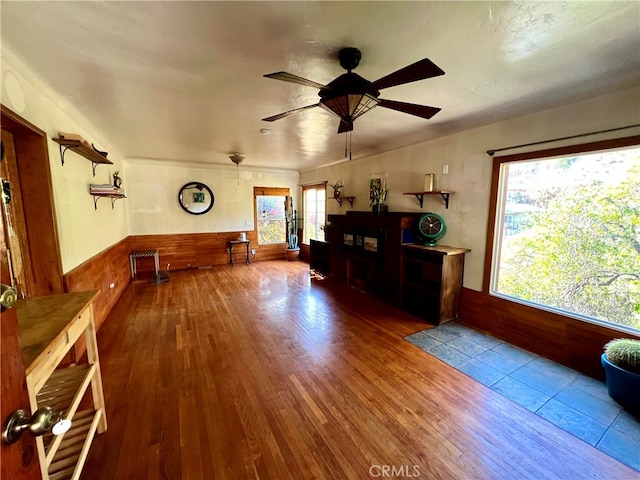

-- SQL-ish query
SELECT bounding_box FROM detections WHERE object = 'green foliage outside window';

[257,195,286,244]
[495,150,640,331]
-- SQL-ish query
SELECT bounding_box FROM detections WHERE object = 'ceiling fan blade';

[263,71,327,89]
[337,120,353,134]
[262,104,319,122]
[371,58,444,91]
[378,99,441,119]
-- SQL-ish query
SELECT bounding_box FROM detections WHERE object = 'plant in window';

[285,197,300,260]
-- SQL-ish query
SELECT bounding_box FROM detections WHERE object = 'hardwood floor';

[82,261,635,480]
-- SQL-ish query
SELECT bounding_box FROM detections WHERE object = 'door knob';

[0,283,18,309]
[2,407,72,444]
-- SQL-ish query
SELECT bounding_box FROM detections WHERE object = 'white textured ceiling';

[2,1,639,171]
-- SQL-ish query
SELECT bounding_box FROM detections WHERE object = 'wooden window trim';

[253,186,290,245]
[301,181,327,192]
[301,182,327,245]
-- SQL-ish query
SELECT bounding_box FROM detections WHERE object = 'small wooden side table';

[129,250,159,279]
[228,240,250,266]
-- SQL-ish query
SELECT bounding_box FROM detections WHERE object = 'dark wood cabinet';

[401,244,470,324]
[327,212,420,305]
[325,212,469,324]
[309,239,330,277]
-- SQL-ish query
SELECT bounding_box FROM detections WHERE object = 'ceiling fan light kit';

[229,153,244,165]
[318,93,380,125]
[229,153,245,185]
[263,47,444,135]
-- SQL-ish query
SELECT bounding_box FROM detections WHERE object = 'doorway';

[1,104,63,296]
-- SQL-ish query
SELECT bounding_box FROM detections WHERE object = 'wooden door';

[1,128,34,297]
[0,105,64,297]
[1,139,40,478]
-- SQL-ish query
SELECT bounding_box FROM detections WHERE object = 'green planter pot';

[601,353,640,411]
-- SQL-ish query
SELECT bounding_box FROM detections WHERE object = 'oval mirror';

[178,182,214,215]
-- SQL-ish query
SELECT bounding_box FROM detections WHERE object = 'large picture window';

[489,138,639,333]
[254,187,289,245]
[303,184,326,244]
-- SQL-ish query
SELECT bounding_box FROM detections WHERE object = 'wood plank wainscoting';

[63,237,131,357]
[128,231,288,272]
[459,287,640,380]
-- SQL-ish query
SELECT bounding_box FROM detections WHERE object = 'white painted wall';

[2,47,299,274]
[2,49,129,274]
[300,86,640,292]
[124,159,298,235]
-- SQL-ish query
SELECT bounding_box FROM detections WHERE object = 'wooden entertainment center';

[319,212,469,324]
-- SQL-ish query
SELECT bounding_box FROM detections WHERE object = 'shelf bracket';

[58,144,71,167]
[412,194,424,208]
[58,144,100,177]
[410,192,450,209]
[334,196,355,208]
[92,196,123,210]
[440,192,450,209]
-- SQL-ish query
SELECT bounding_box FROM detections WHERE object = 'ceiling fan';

[262,47,444,134]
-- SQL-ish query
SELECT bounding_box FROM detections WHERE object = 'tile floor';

[405,322,640,471]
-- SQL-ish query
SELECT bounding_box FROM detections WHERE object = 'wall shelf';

[403,191,454,209]
[333,196,355,207]
[53,138,113,177]
[91,192,126,210]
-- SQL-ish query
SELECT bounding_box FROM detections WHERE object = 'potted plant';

[370,180,388,214]
[601,338,640,411]
[285,197,300,260]
[330,181,343,198]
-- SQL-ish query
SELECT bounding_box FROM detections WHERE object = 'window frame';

[253,186,290,246]
[302,182,327,245]
[483,134,640,332]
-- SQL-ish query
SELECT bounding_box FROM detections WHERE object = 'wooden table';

[228,240,250,266]
[17,291,107,480]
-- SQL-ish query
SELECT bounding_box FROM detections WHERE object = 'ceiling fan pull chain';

[349,132,352,161]
[344,134,348,158]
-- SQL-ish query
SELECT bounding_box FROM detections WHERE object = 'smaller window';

[303,184,326,244]
[254,187,289,245]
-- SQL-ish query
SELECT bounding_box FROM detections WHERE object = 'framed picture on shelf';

[364,236,378,252]
[343,233,354,246]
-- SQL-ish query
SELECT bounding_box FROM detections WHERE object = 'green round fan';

[416,213,446,246]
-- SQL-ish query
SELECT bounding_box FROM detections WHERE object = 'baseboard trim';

[458,287,639,379]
